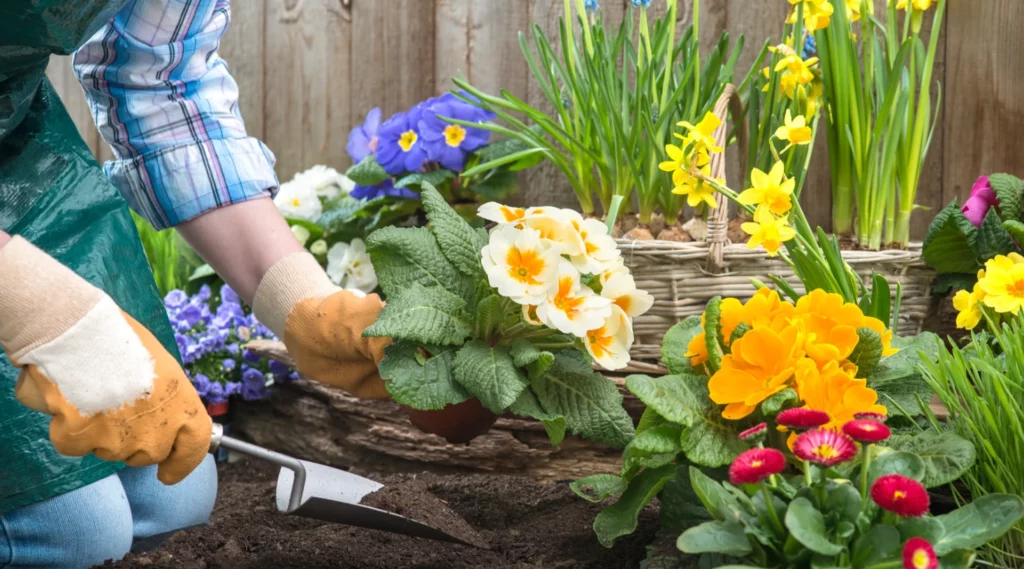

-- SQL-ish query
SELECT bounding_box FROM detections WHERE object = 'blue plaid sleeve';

[73,0,279,230]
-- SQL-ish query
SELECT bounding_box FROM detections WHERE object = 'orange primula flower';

[708,324,805,419]
[794,359,887,431]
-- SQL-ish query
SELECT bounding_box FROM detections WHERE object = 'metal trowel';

[209,423,482,547]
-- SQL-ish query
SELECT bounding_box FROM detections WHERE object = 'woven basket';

[616,85,936,364]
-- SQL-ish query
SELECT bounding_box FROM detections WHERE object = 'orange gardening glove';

[0,237,211,485]
[252,252,391,398]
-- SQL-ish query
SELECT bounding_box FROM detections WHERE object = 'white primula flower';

[601,272,654,318]
[570,218,621,275]
[274,180,323,223]
[290,224,311,247]
[524,208,585,256]
[325,239,377,293]
[522,304,543,326]
[481,226,561,305]
[599,257,629,286]
[537,260,612,337]
[293,165,352,200]
[478,202,528,225]
[585,305,634,371]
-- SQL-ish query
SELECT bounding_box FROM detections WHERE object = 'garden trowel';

[209,423,483,547]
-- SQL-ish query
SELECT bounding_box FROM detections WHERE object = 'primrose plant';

[362,185,650,447]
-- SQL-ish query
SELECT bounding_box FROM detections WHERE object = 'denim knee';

[0,474,133,569]
[117,454,218,540]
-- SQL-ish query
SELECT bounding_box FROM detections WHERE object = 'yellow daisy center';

[912,550,930,569]
[893,490,907,500]
[751,460,763,468]
[291,198,301,207]
[399,130,418,152]
[444,125,468,147]
[814,444,837,459]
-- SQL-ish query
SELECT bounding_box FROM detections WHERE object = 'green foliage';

[661,316,702,375]
[452,340,529,413]
[378,342,469,410]
[886,431,976,488]
[703,297,725,375]
[847,327,883,378]
[347,156,390,186]
[366,226,465,298]
[508,389,566,445]
[867,332,940,415]
[132,212,204,296]
[922,200,982,274]
[593,465,676,548]
[976,208,1017,261]
[363,283,472,346]
[991,173,1024,222]
[420,184,487,279]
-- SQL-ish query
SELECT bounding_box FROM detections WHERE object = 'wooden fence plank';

[45,56,100,157]
[220,0,266,141]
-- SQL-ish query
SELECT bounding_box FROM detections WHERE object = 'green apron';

[0,0,180,514]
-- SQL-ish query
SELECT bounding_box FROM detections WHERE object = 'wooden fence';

[46,0,1024,238]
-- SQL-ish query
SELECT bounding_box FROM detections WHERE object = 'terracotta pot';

[401,398,499,444]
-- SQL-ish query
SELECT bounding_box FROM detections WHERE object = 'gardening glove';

[0,237,211,485]
[252,251,391,399]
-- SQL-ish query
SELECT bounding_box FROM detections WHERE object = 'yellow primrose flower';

[675,111,724,154]
[741,207,797,257]
[896,0,932,11]
[775,110,814,146]
[978,255,1024,314]
[794,359,887,431]
[738,162,795,216]
[952,288,983,330]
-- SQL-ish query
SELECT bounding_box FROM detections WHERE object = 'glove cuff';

[253,251,339,338]
[0,237,103,361]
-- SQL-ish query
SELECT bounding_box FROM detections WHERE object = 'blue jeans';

[0,455,217,569]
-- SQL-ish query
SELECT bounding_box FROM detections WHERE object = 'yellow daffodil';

[675,112,724,154]
[741,207,797,257]
[845,0,863,21]
[787,0,835,32]
[775,54,819,86]
[896,0,932,11]
[775,110,814,146]
[659,143,687,174]
[739,162,795,216]
[673,172,718,209]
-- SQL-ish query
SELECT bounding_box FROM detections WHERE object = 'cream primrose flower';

[537,260,612,337]
[599,257,630,286]
[585,305,634,371]
[293,165,353,200]
[522,304,543,326]
[568,217,621,275]
[478,202,528,225]
[481,225,562,305]
[523,208,585,257]
[273,180,322,223]
[325,239,378,293]
[601,272,654,319]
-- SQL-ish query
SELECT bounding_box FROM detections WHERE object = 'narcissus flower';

[676,112,724,154]
[738,422,768,442]
[896,0,933,11]
[672,171,719,209]
[842,419,891,443]
[787,0,835,31]
[871,474,930,517]
[793,428,857,466]
[729,448,786,485]
[739,162,795,216]
[481,226,562,305]
[777,408,830,430]
[903,537,939,569]
[585,305,633,371]
[741,207,797,257]
[775,110,814,146]
[774,51,819,85]
[537,260,613,337]
[601,272,654,319]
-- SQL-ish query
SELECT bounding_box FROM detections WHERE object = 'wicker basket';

[616,85,936,363]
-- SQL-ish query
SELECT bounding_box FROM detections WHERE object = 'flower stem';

[860,444,873,504]
[761,484,785,538]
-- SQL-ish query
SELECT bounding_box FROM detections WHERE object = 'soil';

[103,459,659,569]
[359,481,489,549]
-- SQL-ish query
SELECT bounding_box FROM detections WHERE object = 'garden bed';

[104,458,660,569]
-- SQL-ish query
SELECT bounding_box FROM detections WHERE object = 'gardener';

[0,1,390,567]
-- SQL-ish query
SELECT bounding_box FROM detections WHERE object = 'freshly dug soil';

[359,481,489,549]
[104,458,658,569]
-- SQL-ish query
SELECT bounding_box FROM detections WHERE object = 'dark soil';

[359,480,489,549]
[103,459,658,569]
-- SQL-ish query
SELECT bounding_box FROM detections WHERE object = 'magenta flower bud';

[962,176,999,227]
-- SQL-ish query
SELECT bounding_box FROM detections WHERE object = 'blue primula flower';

[376,110,429,175]
[191,373,211,398]
[347,107,383,163]
[164,290,188,311]
[197,284,212,301]
[221,284,240,306]
[350,178,418,200]
[206,382,226,405]
[418,92,495,171]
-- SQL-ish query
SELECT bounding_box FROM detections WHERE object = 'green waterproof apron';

[0,0,180,514]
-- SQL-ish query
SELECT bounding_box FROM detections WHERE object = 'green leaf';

[509,338,554,374]
[688,467,744,524]
[631,424,684,455]
[661,316,703,375]
[378,341,470,410]
[827,482,862,526]
[868,450,926,484]
[657,462,721,531]
[452,340,528,413]
[976,207,1017,261]
[363,283,471,345]
[938,550,976,569]
[394,169,456,189]
[473,129,541,163]
[761,388,797,416]
[729,322,752,346]
[680,419,747,469]
[869,333,941,414]
[886,431,976,488]
[785,497,844,556]
[346,156,390,186]
[626,374,710,427]
[636,406,668,435]
[420,184,487,278]
[189,263,216,281]
[934,494,1024,555]
[851,524,900,569]
[571,474,627,503]
[848,327,883,378]
[704,297,725,374]
[531,353,636,448]
[677,521,752,556]
[508,389,566,445]
[365,226,463,297]
[922,200,981,274]
[473,295,504,339]
[1004,219,1024,245]
[593,465,676,547]
[898,516,945,543]
[466,169,520,201]
[991,173,1024,222]
[931,273,976,295]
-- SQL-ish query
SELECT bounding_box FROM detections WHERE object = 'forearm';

[176,198,305,305]
[0,230,11,249]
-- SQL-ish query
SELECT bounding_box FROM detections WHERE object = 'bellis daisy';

[777,408,830,430]
[729,448,786,485]
[902,537,939,569]
[792,429,857,466]
[871,474,930,517]
[738,423,768,443]
[842,419,891,443]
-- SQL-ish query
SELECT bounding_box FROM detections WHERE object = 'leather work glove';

[0,237,211,485]
[253,252,391,399]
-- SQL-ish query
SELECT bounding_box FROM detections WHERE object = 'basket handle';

[705,84,746,274]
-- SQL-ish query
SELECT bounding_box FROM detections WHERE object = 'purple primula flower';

[177,304,203,328]
[419,92,495,171]
[347,107,383,163]
[962,176,999,227]
[226,343,240,356]
[174,319,193,333]
[225,381,242,397]
[206,382,227,405]
[376,110,429,175]
[221,284,240,306]
[223,358,236,372]
[164,290,188,310]
[268,360,291,376]
[183,343,203,365]
[197,284,212,301]
[191,373,211,397]
[243,349,261,364]
[350,179,419,201]
[242,367,265,387]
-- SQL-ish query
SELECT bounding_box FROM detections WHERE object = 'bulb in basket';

[361,184,649,445]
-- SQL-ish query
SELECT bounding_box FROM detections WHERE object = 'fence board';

[45,56,99,157]
[220,0,266,141]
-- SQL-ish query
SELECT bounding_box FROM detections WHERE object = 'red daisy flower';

[842,420,891,443]
[902,537,938,569]
[729,448,786,485]
[854,412,887,422]
[739,422,768,442]
[777,408,830,429]
[871,474,930,517]
[792,429,857,466]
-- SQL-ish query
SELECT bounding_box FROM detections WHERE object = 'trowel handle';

[209,423,307,512]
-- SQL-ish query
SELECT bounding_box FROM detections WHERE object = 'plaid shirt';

[74,0,278,230]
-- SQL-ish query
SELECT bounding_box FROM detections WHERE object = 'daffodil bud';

[290,224,311,247]
[310,239,328,256]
